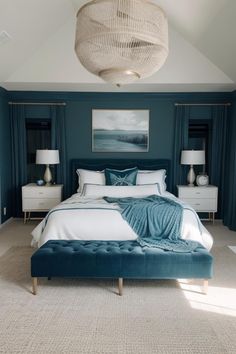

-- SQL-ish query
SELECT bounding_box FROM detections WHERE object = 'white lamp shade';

[36,150,59,165]
[181,150,205,165]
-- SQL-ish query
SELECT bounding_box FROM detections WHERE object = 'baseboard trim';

[0,217,14,229]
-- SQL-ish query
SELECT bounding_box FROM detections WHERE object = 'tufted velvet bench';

[31,240,213,295]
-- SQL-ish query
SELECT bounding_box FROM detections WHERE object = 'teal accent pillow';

[105,167,138,186]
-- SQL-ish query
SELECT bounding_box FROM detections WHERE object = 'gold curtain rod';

[175,103,231,106]
[8,102,66,106]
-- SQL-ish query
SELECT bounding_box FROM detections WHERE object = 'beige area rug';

[0,246,236,354]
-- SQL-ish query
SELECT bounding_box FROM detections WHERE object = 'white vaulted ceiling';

[0,0,235,92]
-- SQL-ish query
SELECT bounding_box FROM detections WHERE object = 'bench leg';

[32,277,38,295]
[118,278,123,296]
[203,279,208,295]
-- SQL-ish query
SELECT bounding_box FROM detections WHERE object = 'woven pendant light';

[75,0,168,86]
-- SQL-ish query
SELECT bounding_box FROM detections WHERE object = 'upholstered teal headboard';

[71,159,171,195]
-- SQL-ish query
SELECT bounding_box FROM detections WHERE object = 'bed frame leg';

[32,277,38,295]
[203,279,208,295]
[118,278,123,296]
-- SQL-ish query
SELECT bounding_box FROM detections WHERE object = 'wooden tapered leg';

[203,279,208,295]
[32,277,38,295]
[118,278,123,296]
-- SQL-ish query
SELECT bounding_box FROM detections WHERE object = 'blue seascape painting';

[92,110,149,152]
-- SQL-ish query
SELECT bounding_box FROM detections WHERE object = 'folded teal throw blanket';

[104,195,200,253]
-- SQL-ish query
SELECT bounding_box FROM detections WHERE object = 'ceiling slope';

[196,0,236,83]
[153,0,229,43]
[4,21,233,92]
[0,0,74,82]
[0,0,235,92]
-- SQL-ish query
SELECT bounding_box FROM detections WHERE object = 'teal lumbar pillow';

[105,167,138,186]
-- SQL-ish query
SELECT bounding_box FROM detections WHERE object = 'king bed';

[32,159,213,250]
[30,159,213,295]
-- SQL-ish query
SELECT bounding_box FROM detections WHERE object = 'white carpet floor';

[228,245,236,254]
[0,219,236,353]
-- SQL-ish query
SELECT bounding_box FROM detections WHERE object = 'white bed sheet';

[31,192,213,250]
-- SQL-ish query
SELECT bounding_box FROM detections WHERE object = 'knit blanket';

[104,195,200,252]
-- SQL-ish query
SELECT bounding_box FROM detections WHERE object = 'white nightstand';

[177,185,218,223]
[22,183,63,223]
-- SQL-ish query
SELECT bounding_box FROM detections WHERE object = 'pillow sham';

[105,167,138,186]
[82,183,160,198]
[136,169,167,194]
[76,169,105,194]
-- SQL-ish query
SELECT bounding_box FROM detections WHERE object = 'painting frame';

[92,109,149,152]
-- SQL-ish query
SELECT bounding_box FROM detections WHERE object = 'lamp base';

[44,165,52,185]
[187,165,195,186]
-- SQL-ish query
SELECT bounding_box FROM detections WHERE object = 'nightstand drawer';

[178,187,217,199]
[22,183,63,223]
[23,198,61,211]
[181,198,217,212]
[22,187,61,199]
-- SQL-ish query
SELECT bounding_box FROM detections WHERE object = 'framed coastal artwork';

[92,109,149,152]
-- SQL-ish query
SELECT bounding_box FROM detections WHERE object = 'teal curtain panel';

[10,105,27,217]
[209,105,228,218]
[223,103,236,230]
[172,105,189,192]
[51,105,68,198]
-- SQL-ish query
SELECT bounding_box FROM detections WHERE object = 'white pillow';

[76,169,105,194]
[82,183,160,198]
[137,169,167,194]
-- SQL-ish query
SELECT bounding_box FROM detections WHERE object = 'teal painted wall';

[0,88,12,223]
[65,97,175,160]
[9,91,232,162]
[0,89,234,223]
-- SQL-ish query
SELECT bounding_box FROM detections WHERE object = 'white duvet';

[31,192,213,250]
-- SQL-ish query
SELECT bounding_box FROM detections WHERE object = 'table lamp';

[36,149,59,185]
[181,150,205,186]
